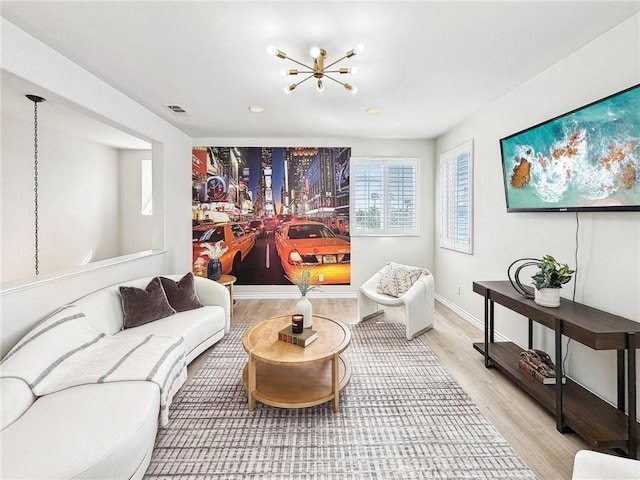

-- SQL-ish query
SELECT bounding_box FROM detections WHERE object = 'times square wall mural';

[192,146,351,286]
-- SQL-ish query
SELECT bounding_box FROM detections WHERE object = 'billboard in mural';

[192,147,351,286]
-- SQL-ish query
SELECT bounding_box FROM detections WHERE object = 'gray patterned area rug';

[145,322,536,480]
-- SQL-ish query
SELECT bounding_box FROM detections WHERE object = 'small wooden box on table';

[473,280,640,459]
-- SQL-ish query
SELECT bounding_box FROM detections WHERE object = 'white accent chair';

[571,450,640,479]
[357,267,435,340]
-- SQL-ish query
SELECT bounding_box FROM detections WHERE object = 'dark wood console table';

[473,280,639,459]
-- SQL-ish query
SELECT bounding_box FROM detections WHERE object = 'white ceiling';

[2,1,639,141]
[2,73,151,150]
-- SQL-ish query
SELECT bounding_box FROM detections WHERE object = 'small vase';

[534,287,561,307]
[296,295,313,329]
[207,258,222,281]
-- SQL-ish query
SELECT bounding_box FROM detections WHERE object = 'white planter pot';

[296,295,313,328]
[534,287,561,307]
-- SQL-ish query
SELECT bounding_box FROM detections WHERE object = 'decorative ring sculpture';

[507,257,541,299]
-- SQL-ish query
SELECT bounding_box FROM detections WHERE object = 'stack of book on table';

[518,349,566,385]
[278,326,318,347]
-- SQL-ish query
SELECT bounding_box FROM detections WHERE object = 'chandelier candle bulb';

[267,45,287,59]
[346,44,365,58]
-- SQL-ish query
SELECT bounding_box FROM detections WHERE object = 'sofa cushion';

[376,262,426,297]
[160,273,204,312]
[1,304,99,371]
[117,305,225,359]
[0,377,36,430]
[120,277,176,328]
[0,381,160,479]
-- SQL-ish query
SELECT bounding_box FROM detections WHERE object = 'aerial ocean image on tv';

[502,85,640,210]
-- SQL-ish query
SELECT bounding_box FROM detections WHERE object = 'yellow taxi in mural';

[192,219,255,278]
[275,220,350,285]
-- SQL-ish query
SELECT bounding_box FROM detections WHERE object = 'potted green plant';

[531,254,575,307]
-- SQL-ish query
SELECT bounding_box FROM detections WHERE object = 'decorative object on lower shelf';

[278,325,318,347]
[518,359,566,385]
[519,349,566,385]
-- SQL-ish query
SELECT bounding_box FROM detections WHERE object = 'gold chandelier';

[267,43,364,94]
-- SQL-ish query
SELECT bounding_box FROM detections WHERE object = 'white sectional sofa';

[1,274,230,479]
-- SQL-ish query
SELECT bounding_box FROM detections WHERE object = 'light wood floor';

[189,298,589,480]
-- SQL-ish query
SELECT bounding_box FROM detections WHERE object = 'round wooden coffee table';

[242,315,351,412]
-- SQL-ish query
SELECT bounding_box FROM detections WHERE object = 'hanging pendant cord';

[33,100,39,275]
[26,94,45,276]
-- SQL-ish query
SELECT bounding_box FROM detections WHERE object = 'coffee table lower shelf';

[242,355,351,410]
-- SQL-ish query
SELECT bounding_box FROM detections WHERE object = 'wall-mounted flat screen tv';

[500,84,640,212]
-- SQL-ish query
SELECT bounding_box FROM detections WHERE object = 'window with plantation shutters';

[350,158,419,236]
[440,141,473,254]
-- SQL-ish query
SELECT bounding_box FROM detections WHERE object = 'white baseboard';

[435,293,510,343]
[234,291,357,300]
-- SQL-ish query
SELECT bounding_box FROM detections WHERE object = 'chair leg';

[362,309,385,322]
[404,300,433,341]
[357,292,382,321]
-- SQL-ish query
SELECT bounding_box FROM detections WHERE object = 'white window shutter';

[440,141,473,254]
[351,158,419,236]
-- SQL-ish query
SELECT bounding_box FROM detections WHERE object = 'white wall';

[119,149,153,254]
[0,19,193,357]
[435,14,640,407]
[194,138,436,298]
[1,112,121,284]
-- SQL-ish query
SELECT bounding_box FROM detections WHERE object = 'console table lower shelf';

[473,341,639,450]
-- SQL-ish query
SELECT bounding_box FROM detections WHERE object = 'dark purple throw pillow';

[160,273,204,312]
[119,277,176,328]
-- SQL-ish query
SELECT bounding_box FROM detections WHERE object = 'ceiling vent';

[163,104,190,115]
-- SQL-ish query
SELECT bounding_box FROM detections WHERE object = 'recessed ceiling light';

[249,106,264,113]
[366,107,381,115]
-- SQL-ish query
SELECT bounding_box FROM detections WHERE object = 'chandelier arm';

[286,57,315,71]
[323,74,348,87]
[323,55,350,70]
[295,74,315,86]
